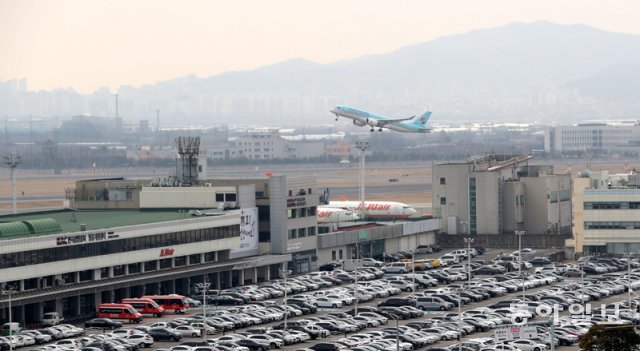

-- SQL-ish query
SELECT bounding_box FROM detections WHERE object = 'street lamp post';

[515,231,526,300]
[280,268,292,331]
[457,289,462,351]
[2,286,15,351]
[354,247,359,316]
[411,250,416,297]
[463,237,474,288]
[626,253,632,310]
[389,314,399,351]
[196,282,210,340]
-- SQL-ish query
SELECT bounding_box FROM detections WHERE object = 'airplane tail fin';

[412,111,432,127]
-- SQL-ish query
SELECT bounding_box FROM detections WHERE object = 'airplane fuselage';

[321,201,417,219]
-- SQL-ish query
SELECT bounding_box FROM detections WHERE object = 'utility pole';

[3,153,22,215]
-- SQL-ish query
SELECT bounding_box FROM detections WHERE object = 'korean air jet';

[330,105,432,133]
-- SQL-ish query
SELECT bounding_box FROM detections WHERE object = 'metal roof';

[0,222,31,237]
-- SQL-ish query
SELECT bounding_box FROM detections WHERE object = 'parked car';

[84,318,123,330]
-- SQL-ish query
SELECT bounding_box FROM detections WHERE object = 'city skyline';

[2,0,640,93]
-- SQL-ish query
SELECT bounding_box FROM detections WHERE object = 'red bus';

[97,303,143,323]
[142,295,189,314]
[121,298,165,317]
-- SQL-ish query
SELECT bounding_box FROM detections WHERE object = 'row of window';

[287,206,317,219]
[287,226,317,239]
[0,225,238,269]
[585,202,640,210]
[585,221,640,230]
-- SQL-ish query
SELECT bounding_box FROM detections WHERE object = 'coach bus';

[121,298,165,317]
[142,295,189,314]
[97,303,143,323]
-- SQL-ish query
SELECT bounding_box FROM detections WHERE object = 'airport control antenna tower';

[175,136,201,185]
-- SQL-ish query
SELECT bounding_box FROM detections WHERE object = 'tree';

[579,324,640,351]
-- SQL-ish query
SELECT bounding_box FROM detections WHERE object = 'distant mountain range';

[4,21,640,126]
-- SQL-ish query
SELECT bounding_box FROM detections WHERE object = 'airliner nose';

[406,208,417,216]
[329,107,338,114]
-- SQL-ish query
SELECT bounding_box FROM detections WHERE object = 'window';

[298,228,306,237]
[308,226,316,236]
[309,207,317,216]
[440,197,447,205]
[216,193,224,202]
[288,229,296,239]
[300,208,307,217]
[332,251,336,261]
[440,177,446,185]
[339,250,343,260]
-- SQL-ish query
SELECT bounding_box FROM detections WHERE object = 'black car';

[0,341,9,351]
[212,295,244,305]
[529,257,552,266]
[220,292,251,303]
[319,263,341,272]
[147,327,182,342]
[430,244,442,253]
[472,266,501,275]
[472,245,486,255]
[378,297,415,307]
[85,342,122,351]
[235,339,271,351]
[310,342,343,351]
[376,306,412,319]
[84,318,123,329]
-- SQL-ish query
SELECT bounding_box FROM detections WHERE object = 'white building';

[544,122,640,155]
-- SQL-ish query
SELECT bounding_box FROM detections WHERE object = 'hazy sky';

[2,0,640,94]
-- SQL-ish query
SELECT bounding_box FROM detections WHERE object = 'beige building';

[432,154,571,235]
[567,170,640,256]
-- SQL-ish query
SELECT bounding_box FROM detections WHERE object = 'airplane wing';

[374,115,415,126]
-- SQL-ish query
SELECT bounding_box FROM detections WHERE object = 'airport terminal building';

[0,171,440,325]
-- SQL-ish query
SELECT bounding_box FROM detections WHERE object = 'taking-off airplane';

[330,105,432,133]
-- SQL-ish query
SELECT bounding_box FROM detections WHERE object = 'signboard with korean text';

[230,207,259,258]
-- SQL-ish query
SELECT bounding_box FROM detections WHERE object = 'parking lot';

[9,247,640,351]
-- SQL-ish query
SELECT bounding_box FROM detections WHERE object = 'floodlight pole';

[3,153,22,215]
[356,141,368,222]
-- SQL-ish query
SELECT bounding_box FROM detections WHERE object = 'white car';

[247,334,284,348]
[124,334,154,348]
[173,325,202,337]
[314,297,343,308]
[508,339,547,351]
[360,258,384,267]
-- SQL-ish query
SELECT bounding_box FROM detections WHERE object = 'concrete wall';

[436,233,571,250]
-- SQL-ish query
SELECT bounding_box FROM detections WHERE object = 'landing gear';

[378,128,383,132]
[370,128,375,132]
[334,114,339,121]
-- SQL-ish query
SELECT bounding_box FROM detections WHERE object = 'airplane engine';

[366,118,382,127]
[353,120,366,127]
